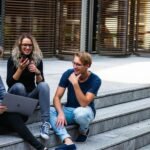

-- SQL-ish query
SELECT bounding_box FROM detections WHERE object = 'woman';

[0,48,48,150]
[6,33,51,140]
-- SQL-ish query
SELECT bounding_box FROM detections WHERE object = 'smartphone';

[20,55,31,62]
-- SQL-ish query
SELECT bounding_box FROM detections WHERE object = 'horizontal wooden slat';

[96,0,129,55]
[4,0,56,57]
[57,0,81,54]
[135,0,150,53]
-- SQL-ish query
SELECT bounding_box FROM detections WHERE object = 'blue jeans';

[0,76,6,100]
[50,106,94,142]
[8,82,50,122]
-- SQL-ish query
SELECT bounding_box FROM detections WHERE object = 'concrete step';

[27,86,150,124]
[137,144,150,150]
[1,97,150,149]
[0,122,41,150]
[92,97,150,135]
[95,86,150,109]
[49,119,150,150]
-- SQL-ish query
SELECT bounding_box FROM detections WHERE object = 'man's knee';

[74,107,93,124]
[74,107,88,121]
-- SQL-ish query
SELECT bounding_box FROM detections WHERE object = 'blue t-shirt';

[0,76,6,100]
[59,69,101,116]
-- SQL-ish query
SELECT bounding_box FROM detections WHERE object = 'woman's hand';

[19,58,30,71]
[28,61,39,74]
[0,105,7,114]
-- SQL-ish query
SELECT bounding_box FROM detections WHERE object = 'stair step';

[1,97,150,149]
[137,144,150,150]
[95,86,150,109]
[90,98,150,136]
[0,122,41,150]
[26,86,150,124]
[49,119,150,150]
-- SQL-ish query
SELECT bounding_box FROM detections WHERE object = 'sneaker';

[75,129,89,142]
[40,122,51,140]
[43,147,48,150]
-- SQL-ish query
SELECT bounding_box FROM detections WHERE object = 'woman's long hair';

[12,33,43,67]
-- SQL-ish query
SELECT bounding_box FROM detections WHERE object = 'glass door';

[96,0,130,55]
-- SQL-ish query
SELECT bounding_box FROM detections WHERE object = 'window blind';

[135,0,150,53]
[57,0,81,55]
[4,0,56,57]
[96,0,130,55]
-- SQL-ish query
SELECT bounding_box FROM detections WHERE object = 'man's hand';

[56,112,67,128]
[68,72,81,85]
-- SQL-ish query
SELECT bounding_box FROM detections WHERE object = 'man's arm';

[53,86,67,127]
[69,73,95,107]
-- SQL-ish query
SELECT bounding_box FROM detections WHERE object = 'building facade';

[0,0,150,58]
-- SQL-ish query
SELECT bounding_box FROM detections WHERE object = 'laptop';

[2,93,38,116]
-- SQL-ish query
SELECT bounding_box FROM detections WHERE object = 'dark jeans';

[0,112,45,150]
[8,82,50,123]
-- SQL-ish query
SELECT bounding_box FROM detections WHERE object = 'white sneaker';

[40,122,51,140]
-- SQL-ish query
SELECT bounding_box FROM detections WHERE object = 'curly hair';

[11,33,43,67]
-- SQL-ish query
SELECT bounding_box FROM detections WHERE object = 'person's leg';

[28,82,50,140]
[0,76,6,100]
[73,106,94,142]
[50,106,76,142]
[0,113,12,134]
[28,82,50,123]
[1,112,46,150]
[8,83,27,96]
[73,106,94,133]
[50,106,77,150]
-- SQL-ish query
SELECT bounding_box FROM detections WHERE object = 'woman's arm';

[35,60,44,83]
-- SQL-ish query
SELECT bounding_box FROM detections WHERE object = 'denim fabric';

[0,76,6,100]
[73,106,94,133]
[58,69,101,116]
[8,82,50,122]
[50,106,94,142]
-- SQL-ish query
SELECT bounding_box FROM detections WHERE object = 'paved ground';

[1,54,150,103]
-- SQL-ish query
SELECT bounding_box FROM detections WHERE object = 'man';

[50,52,101,150]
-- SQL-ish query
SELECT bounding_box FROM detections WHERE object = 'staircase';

[1,85,150,150]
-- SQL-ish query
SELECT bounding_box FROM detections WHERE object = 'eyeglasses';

[72,61,84,67]
[21,44,33,49]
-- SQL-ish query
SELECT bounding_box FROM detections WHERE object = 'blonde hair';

[12,33,43,67]
[0,46,4,57]
[74,52,92,67]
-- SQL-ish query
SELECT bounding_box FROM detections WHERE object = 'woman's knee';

[37,82,49,91]
[9,83,26,95]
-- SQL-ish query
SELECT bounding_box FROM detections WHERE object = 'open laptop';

[2,93,38,116]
